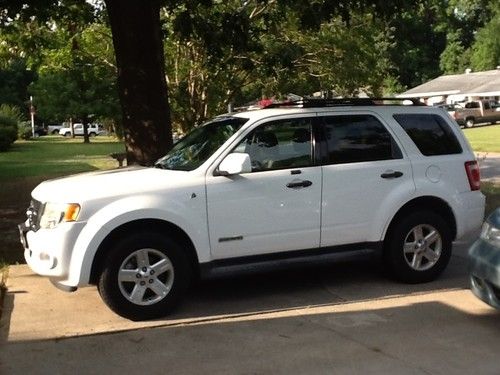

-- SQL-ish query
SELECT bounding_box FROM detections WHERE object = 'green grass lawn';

[463,124,500,153]
[0,135,125,181]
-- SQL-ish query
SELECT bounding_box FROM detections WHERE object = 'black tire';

[89,132,96,137]
[64,132,71,137]
[384,210,452,284]
[98,232,192,321]
[465,118,475,128]
[52,130,59,135]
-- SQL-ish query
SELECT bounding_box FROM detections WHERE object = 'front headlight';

[480,221,500,248]
[39,203,81,229]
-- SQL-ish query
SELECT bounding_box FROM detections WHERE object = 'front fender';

[62,193,209,288]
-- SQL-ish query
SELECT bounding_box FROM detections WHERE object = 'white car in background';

[59,123,103,137]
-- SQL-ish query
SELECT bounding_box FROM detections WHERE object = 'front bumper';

[19,219,87,284]
[468,238,500,309]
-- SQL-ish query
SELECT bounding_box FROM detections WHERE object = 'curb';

[0,267,8,321]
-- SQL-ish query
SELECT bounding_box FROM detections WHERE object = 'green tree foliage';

[440,0,497,74]
[0,0,498,160]
[439,33,471,74]
[164,3,400,132]
[0,59,35,110]
[470,2,500,71]
[30,23,120,127]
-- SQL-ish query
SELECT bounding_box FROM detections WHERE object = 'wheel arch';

[384,196,457,245]
[89,218,200,285]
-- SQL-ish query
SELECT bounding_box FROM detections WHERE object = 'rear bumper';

[455,190,485,240]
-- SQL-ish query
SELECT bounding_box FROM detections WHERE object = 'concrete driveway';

[1,234,500,374]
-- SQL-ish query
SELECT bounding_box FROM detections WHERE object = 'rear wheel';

[64,132,71,137]
[465,118,475,128]
[384,211,452,283]
[98,232,192,320]
[89,132,96,137]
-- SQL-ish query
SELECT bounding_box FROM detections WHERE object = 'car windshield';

[155,116,248,171]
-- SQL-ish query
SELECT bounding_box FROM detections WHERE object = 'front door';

[206,116,322,259]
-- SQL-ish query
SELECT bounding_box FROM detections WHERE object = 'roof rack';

[264,97,425,108]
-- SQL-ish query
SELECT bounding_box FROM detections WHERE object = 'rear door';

[318,112,414,247]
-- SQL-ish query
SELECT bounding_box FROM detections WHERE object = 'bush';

[0,104,24,151]
[0,126,17,151]
[17,121,33,140]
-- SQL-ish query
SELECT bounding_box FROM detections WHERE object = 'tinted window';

[234,118,313,172]
[484,101,491,110]
[322,115,400,164]
[465,101,480,109]
[393,114,462,156]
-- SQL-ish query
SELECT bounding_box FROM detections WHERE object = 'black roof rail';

[264,97,425,108]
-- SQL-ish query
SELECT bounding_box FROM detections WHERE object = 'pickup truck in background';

[59,123,102,137]
[47,124,64,134]
[452,100,500,128]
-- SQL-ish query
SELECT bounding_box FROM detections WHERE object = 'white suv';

[59,123,101,137]
[19,98,485,320]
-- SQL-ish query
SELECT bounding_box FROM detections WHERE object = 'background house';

[398,68,500,105]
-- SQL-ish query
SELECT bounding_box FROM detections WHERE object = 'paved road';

[2,234,500,374]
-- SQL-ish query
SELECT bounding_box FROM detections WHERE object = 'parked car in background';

[47,124,64,134]
[453,100,500,128]
[59,123,102,137]
[469,208,500,309]
[34,126,47,137]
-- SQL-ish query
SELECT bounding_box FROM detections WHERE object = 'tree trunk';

[104,0,172,165]
[82,115,89,144]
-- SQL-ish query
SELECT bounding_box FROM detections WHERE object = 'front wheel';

[465,118,475,128]
[384,211,452,283]
[98,232,192,320]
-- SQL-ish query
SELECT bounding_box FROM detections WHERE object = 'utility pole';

[30,96,35,138]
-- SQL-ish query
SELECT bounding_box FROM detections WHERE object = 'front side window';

[393,114,462,156]
[234,118,313,172]
[322,115,400,164]
[155,117,248,171]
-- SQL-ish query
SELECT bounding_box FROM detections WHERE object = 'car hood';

[31,167,193,203]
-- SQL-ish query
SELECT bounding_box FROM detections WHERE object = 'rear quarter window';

[393,114,462,156]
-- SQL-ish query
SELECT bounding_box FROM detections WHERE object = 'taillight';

[465,161,480,191]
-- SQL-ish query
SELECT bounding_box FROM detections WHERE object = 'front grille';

[26,199,44,232]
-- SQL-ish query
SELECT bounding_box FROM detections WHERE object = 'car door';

[205,116,322,260]
[318,112,414,247]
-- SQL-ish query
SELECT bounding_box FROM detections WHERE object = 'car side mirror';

[216,153,252,176]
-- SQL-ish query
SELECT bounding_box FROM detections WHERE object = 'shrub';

[17,121,33,140]
[0,104,24,151]
[0,114,18,152]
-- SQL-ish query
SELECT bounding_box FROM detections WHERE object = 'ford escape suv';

[19,98,485,320]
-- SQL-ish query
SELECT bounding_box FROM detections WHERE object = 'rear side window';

[322,115,401,164]
[393,114,462,156]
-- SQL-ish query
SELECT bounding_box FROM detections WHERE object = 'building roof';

[398,69,500,98]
